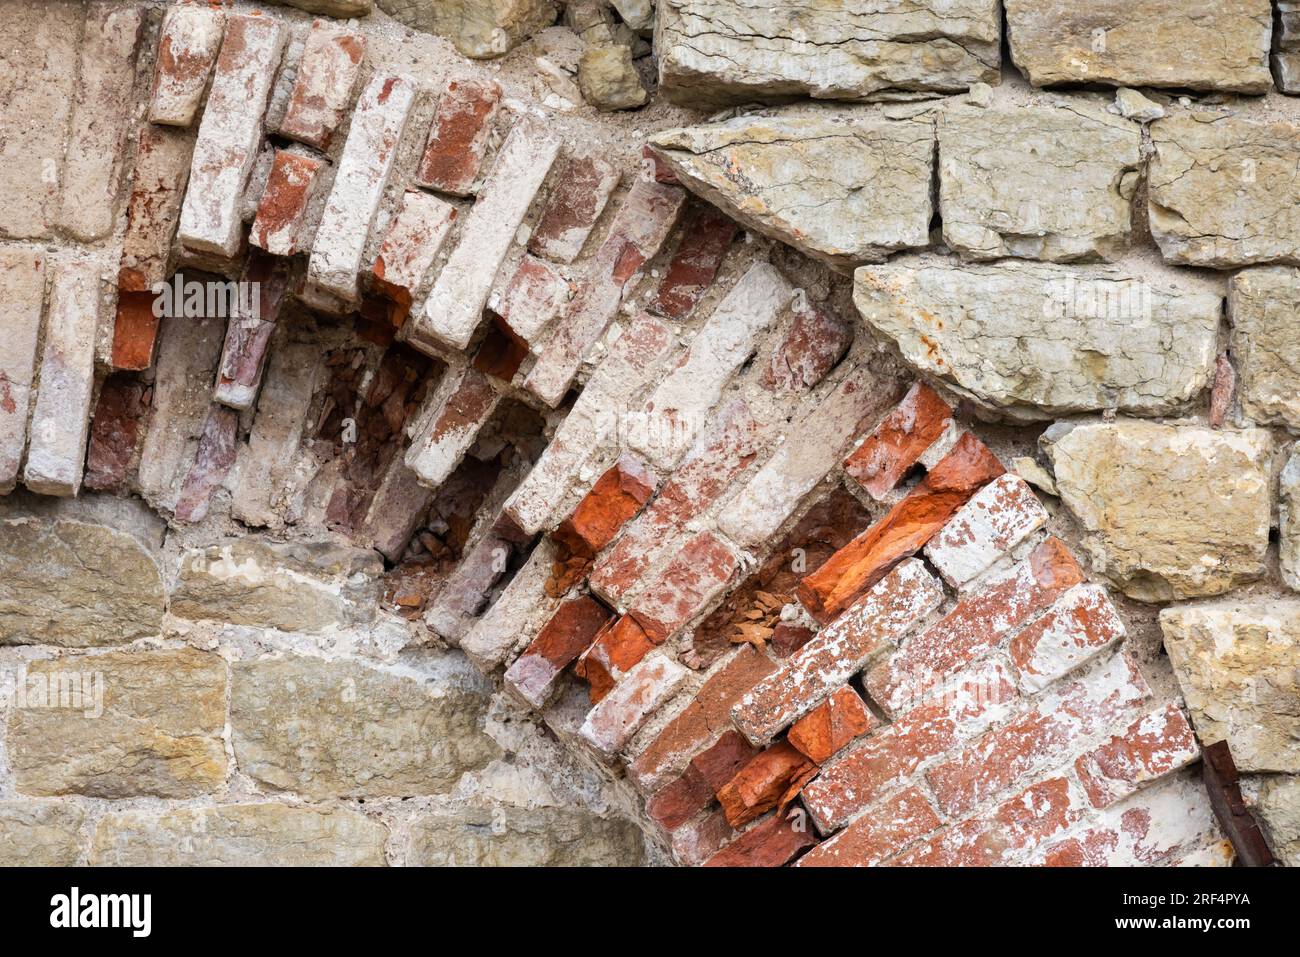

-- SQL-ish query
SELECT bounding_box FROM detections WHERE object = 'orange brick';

[787,687,877,764]
[553,454,656,558]
[504,595,613,708]
[797,788,940,867]
[843,381,952,499]
[575,614,655,703]
[1074,703,1200,809]
[717,742,818,829]
[705,813,817,867]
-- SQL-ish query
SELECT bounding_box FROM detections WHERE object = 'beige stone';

[91,804,388,866]
[657,0,1000,108]
[0,801,84,866]
[938,103,1141,262]
[377,0,557,58]
[1005,0,1272,93]
[1228,267,1300,430]
[1046,421,1272,601]
[1256,776,1300,867]
[578,43,648,111]
[170,540,381,633]
[649,110,932,269]
[230,654,500,799]
[7,649,228,798]
[1160,600,1300,772]
[1283,446,1300,592]
[1149,115,1300,269]
[0,493,166,647]
[406,803,644,866]
[855,258,1220,419]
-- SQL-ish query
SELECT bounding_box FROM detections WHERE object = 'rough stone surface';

[1047,421,1272,601]
[0,802,85,867]
[855,258,1221,419]
[1284,447,1300,592]
[1256,777,1300,867]
[938,104,1141,262]
[0,250,46,492]
[657,0,1001,107]
[1160,600,1300,773]
[90,804,387,867]
[230,654,499,799]
[7,649,228,798]
[406,803,644,866]
[1228,267,1300,430]
[578,43,647,111]
[650,111,932,268]
[379,0,558,59]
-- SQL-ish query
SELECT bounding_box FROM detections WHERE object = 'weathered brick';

[772,623,815,658]
[648,205,737,320]
[627,530,741,644]
[796,432,1005,624]
[278,19,365,150]
[717,363,902,550]
[503,313,675,536]
[414,79,503,196]
[177,14,286,257]
[110,292,160,373]
[504,595,613,708]
[762,295,854,393]
[85,374,151,493]
[493,255,570,345]
[642,144,681,185]
[58,3,144,242]
[629,262,793,468]
[528,153,621,263]
[148,3,225,127]
[471,319,529,382]
[412,124,561,352]
[119,124,195,292]
[647,766,715,831]
[1074,703,1200,809]
[23,265,104,497]
[802,660,1018,832]
[524,178,688,407]
[705,813,817,867]
[0,250,46,493]
[787,686,877,764]
[924,474,1050,588]
[579,651,689,759]
[304,74,415,312]
[671,808,734,865]
[553,454,655,558]
[213,253,292,411]
[1009,583,1126,693]
[461,538,564,671]
[576,614,656,703]
[371,188,458,319]
[734,559,943,746]
[797,788,940,867]
[250,150,326,256]
[628,647,775,793]
[867,537,1084,716]
[717,741,818,828]
[843,381,953,500]
[691,729,762,793]
[591,397,761,605]
[925,651,1151,818]
[405,365,501,488]
[424,526,515,642]
[174,405,239,523]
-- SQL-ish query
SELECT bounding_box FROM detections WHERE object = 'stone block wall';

[0,0,1297,867]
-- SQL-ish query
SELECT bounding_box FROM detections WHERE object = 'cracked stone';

[377,0,558,58]
[1283,446,1300,592]
[1228,267,1300,431]
[406,802,644,865]
[1256,777,1300,867]
[0,801,85,866]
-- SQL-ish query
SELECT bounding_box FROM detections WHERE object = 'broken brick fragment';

[84,374,151,493]
[843,381,953,499]
[111,291,162,372]
[787,686,877,764]
[797,788,940,867]
[529,153,621,264]
[279,19,365,151]
[250,150,325,256]
[717,740,818,829]
[761,296,854,393]
[575,614,655,703]
[552,454,656,558]
[1074,703,1200,808]
[628,529,741,644]
[174,404,239,523]
[704,813,817,867]
[646,767,714,831]
[648,204,737,320]
[504,595,613,708]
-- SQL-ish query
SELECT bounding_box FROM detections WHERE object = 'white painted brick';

[176,13,286,258]
[410,123,561,353]
[148,3,225,127]
[579,652,689,759]
[461,538,564,672]
[925,473,1050,587]
[303,73,415,312]
[0,250,47,493]
[372,189,457,299]
[278,19,365,151]
[405,364,501,488]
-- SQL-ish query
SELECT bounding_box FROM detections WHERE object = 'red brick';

[647,766,714,831]
[84,374,150,493]
[552,454,656,559]
[528,153,621,263]
[111,291,162,372]
[866,537,1084,716]
[628,647,774,792]
[279,20,365,151]
[648,205,737,320]
[691,729,761,793]
[250,150,325,256]
[787,687,877,764]
[148,3,224,127]
[797,788,940,867]
[415,79,502,196]
[802,660,1018,832]
[118,124,194,293]
[1009,583,1126,693]
[843,381,953,500]
[891,777,1084,867]
[626,530,741,644]
[717,741,818,829]
[579,652,689,759]
[174,405,239,523]
[705,813,817,867]
[733,559,943,747]
[671,808,733,866]
[504,595,613,708]
[771,623,816,659]
[591,397,760,605]
[214,252,292,411]
[575,614,655,703]
[642,145,681,185]
[925,651,1151,819]
[371,189,457,323]
[405,366,502,488]
[923,473,1050,587]
[1074,704,1200,809]
[471,318,529,382]
[493,254,570,345]
[762,296,854,393]
[797,433,1005,624]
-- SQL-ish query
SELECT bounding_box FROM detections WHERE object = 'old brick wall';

[0,0,1297,867]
